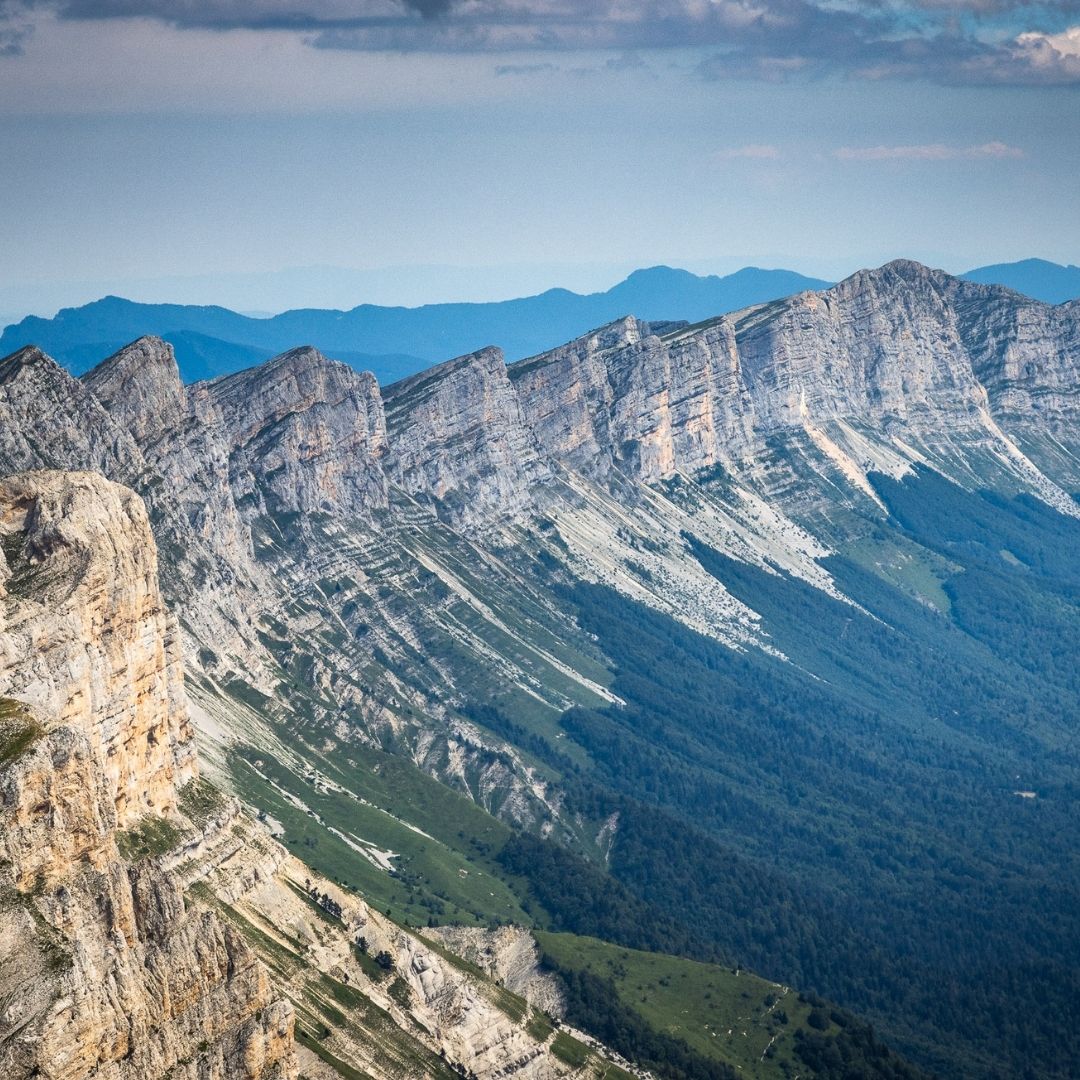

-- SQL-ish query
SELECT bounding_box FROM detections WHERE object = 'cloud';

[1006,23,1080,80]
[4,1,1080,85]
[605,51,648,73]
[835,141,1025,161]
[0,0,35,54]
[715,143,783,160]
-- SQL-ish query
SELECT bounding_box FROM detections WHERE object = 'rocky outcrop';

[203,346,388,519]
[82,337,188,453]
[951,287,1080,430]
[0,471,296,1080]
[384,346,549,523]
[0,471,195,828]
[509,316,646,476]
[729,261,990,433]
[0,347,142,483]
[84,337,255,586]
[430,926,565,1017]
[511,312,755,483]
[84,338,389,524]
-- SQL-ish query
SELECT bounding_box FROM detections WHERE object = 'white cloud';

[1011,24,1080,78]
[834,141,1025,161]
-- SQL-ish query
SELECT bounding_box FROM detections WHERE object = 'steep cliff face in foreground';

[0,471,296,1080]
[0,471,631,1080]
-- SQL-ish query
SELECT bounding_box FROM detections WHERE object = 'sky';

[0,1,1078,319]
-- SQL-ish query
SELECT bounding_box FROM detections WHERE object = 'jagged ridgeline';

[1,260,1078,1080]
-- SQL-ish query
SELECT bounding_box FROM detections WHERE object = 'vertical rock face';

[511,315,755,483]
[83,337,390,530]
[82,337,189,452]
[204,346,388,518]
[509,316,645,474]
[85,337,253,567]
[0,347,142,481]
[604,319,755,481]
[384,346,549,523]
[731,261,990,433]
[952,288,1080,429]
[507,263,1080,494]
[0,471,195,830]
[0,471,296,1080]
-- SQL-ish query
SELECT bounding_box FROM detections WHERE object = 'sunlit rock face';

[0,470,296,1080]
[384,345,550,524]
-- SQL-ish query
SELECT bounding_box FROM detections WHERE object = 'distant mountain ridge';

[960,257,1080,305]
[3,258,1077,385]
[0,265,831,383]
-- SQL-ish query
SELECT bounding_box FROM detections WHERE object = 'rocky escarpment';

[82,336,255,593]
[951,286,1080,430]
[0,337,582,840]
[84,337,389,526]
[200,346,388,518]
[729,261,991,433]
[0,470,295,1080]
[513,316,756,483]
[383,346,549,524]
[508,317,647,476]
[0,471,196,828]
[507,261,1080,501]
[0,346,143,483]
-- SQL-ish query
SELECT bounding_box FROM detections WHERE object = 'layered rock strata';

[383,346,549,524]
[0,470,296,1080]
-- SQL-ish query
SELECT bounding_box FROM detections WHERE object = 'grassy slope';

[228,745,530,928]
[538,932,822,1080]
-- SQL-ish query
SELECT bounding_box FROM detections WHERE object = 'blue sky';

[0,1,1078,317]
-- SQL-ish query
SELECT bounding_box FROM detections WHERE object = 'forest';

[501,469,1080,1079]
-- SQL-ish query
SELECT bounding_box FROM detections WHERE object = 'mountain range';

[2,259,1077,388]
[0,265,827,383]
[2,259,1079,1080]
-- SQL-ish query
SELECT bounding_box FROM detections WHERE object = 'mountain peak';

[83,337,185,446]
[622,265,698,283]
[85,335,179,380]
[384,344,505,401]
[0,344,59,380]
[209,344,360,395]
[879,257,936,276]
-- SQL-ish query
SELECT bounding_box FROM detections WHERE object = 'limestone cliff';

[384,346,549,524]
[0,471,296,1080]
[202,345,388,519]
[507,262,1080,503]
[729,261,989,433]
[0,346,142,484]
[952,285,1080,432]
[83,337,388,546]
[509,317,647,476]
